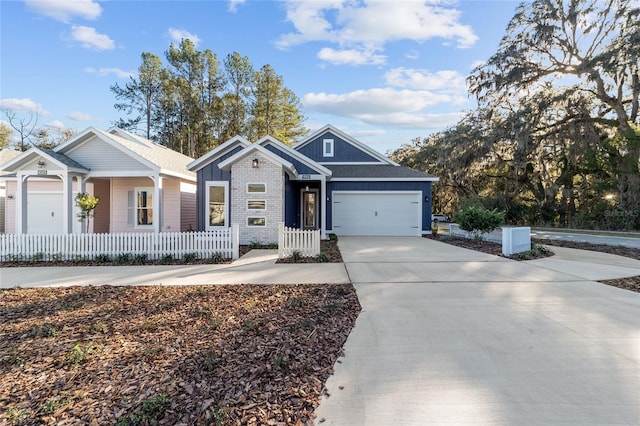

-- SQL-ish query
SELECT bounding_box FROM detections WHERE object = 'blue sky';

[0,0,519,155]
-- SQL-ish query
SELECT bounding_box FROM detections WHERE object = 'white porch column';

[320,175,327,240]
[16,173,28,234]
[151,175,162,233]
[61,173,74,234]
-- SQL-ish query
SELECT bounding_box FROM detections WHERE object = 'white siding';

[65,136,152,172]
[4,181,15,234]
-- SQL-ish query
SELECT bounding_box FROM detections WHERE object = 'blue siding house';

[188,125,438,244]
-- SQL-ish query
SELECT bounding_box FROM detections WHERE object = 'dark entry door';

[302,189,318,229]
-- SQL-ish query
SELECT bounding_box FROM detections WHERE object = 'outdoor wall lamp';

[252,158,259,168]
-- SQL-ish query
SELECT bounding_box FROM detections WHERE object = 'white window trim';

[323,138,334,157]
[247,182,267,194]
[134,187,154,228]
[247,217,266,227]
[205,181,229,230]
[247,200,267,211]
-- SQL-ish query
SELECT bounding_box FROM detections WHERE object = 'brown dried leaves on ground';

[0,284,361,425]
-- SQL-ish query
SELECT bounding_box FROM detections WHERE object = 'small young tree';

[75,193,100,233]
[453,206,504,240]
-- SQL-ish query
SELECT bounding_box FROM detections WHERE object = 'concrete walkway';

[0,249,350,288]
[314,237,640,425]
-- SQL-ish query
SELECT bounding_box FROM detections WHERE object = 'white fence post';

[0,230,238,263]
[232,223,240,260]
[277,223,321,259]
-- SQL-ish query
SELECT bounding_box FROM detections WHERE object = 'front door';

[301,189,318,230]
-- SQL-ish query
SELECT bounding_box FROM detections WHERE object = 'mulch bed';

[532,238,640,261]
[0,284,361,425]
[277,240,343,264]
[426,235,553,260]
[429,234,640,294]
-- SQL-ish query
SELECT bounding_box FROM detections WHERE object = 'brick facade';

[230,153,284,245]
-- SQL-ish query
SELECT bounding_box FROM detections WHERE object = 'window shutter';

[127,191,134,226]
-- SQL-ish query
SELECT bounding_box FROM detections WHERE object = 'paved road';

[531,229,640,249]
[314,237,640,425]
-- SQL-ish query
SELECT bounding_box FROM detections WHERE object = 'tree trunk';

[616,145,640,229]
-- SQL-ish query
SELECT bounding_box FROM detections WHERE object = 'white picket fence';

[0,225,240,262]
[278,222,321,258]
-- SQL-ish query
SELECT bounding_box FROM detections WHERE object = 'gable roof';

[1,146,89,173]
[187,136,251,172]
[257,135,332,176]
[293,124,398,166]
[218,143,297,176]
[0,149,22,172]
[55,127,195,181]
[326,164,439,181]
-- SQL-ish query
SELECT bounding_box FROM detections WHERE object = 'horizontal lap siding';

[64,137,151,172]
[111,177,155,233]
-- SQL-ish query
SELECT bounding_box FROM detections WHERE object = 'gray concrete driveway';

[314,237,640,425]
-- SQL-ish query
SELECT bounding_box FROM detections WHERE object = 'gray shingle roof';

[96,130,195,178]
[39,148,89,171]
[326,164,437,179]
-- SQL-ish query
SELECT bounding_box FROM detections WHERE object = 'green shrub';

[209,252,225,264]
[315,253,329,262]
[116,253,132,264]
[132,254,147,265]
[452,206,504,240]
[249,240,262,249]
[161,253,174,263]
[183,252,198,263]
[95,254,111,263]
[289,250,302,262]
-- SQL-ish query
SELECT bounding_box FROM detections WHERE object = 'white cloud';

[168,28,202,46]
[302,87,468,129]
[318,47,386,65]
[384,68,467,92]
[228,0,246,12]
[45,120,66,129]
[85,67,135,79]
[0,98,49,115]
[67,111,93,121]
[277,0,478,65]
[68,26,115,51]
[25,0,102,23]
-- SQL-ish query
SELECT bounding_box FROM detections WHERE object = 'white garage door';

[27,192,63,234]
[332,191,422,236]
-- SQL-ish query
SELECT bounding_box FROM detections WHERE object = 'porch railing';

[278,222,321,258]
[0,224,240,262]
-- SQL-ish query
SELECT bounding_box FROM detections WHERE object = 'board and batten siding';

[64,136,152,172]
[194,146,241,231]
[161,179,181,232]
